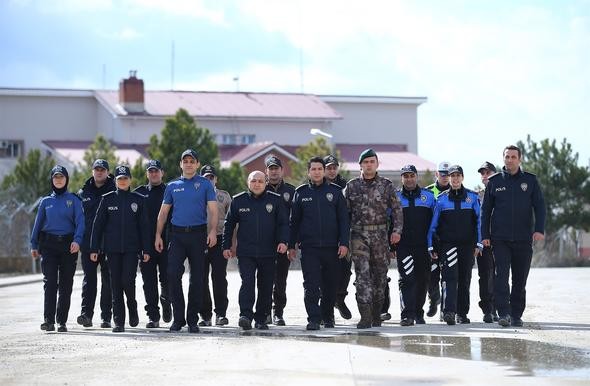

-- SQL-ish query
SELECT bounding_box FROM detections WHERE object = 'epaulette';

[233,191,248,199]
[523,171,537,177]
[296,184,308,191]
[329,182,342,189]
[267,191,281,197]
[438,190,450,196]
[102,191,116,197]
[284,182,296,189]
[488,172,501,179]
[132,190,147,198]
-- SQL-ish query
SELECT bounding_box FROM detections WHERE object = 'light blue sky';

[2,0,589,187]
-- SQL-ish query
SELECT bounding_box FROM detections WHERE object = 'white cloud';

[97,26,142,40]
[125,0,227,25]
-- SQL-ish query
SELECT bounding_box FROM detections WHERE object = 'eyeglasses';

[204,175,215,180]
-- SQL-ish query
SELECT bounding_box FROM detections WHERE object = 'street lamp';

[309,128,333,138]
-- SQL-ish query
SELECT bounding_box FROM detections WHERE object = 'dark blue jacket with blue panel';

[289,180,350,249]
[77,175,116,252]
[427,187,482,249]
[222,190,289,258]
[396,186,435,247]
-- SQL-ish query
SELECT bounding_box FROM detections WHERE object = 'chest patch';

[266,203,273,213]
[520,183,528,192]
[326,193,333,202]
[131,202,138,213]
[283,192,290,202]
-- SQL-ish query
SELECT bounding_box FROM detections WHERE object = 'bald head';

[248,170,266,196]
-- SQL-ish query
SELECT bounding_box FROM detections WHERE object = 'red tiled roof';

[95,90,342,119]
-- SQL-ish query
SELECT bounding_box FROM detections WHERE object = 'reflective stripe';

[447,252,457,261]
[405,266,414,275]
[431,263,438,272]
[402,255,413,264]
[446,247,457,255]
[404,261,413,269]
[399,292,405,311]
[448,258,458,267]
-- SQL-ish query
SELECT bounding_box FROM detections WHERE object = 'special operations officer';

[223,171,289,330]
[288,157,350,330]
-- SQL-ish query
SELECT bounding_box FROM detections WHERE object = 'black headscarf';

[50,165,69,195]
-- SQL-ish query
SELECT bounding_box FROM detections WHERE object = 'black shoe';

[112,325,125,333]
[239,316,252,330]
[41,322,55,331]
[129,308,139,327]
[57,324,67,332]
[198,319,212,327]
[273,315,286,326]
[380,312,392,321]
[324,320,335,328]
[100,320,111,329]
[492,311,499,322]
[415,317,426,324]
[400,317,415,326]
[76,315,92,328]
[498,315,511,327]
[215,316,229,326]
[169,321,186,332]
[335,301,352,320]
[306,322,320,330]
[255,322,269,330]
[162,303,172,323]
[483,313,494,323]
[146,320,160,328]
[456,315,471,324]
[426,301,439,317]
[188,324,200,333]
[443,312,456,325]
[511,317,523,327]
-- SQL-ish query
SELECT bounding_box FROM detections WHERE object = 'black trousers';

[396,245,430,319]
[271,252,290,316]
[140,247,169,321]
[440,244,474,316]
[167,227,207,325]
[80,251,112,321]
[108,252,138,327]
[39,240,77,324]
[335,257,352,302]
[200,235,228,319]
[239,255,276,323]
[428,260,441,306]
[492,240,533,319]
[300,247,339,323]
[477,246,495,314]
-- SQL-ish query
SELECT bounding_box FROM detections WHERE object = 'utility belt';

[351,224,387,231]
[40,232,74,244]
[170,224,207,233]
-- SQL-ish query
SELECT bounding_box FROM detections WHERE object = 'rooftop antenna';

[233,76,240,92]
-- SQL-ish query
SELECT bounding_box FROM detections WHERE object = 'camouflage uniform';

[345,173,403,326]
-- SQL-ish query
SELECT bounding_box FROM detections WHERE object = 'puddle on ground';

[285,333,590,377]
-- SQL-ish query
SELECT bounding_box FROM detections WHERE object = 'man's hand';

[338,245,349,259]
[482,239,491,247]
[389,232,401,245]
[155,234,164,253]
[70,242,80,254]
[428,247,438,260]
[287,248,297,261]
[31,249,39,259]
[223,249,233,260]
[90,253,99,262]
[142,253,150,262]
[473,248,482,257]
[277,243,287,254]
[532,232,545,242]
[207,231,217,248]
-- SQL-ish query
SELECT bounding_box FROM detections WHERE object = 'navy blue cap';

[448,165,464,176]
[265,155,282,168]
[323,154,339,166]
[477,161,497,173]
[200,164,216,177]
[51,165,69,178]
[181,149,198,160]
[400,164,417,175]
[358,148,377,163]
[146,159,162,171]
[114,165,132,179]
[92,159,110,170]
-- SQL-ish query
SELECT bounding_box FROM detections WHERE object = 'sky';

[1,0,589,187]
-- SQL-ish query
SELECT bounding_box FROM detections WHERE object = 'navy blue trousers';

[200,235,228,319]
[477,246,495,314]
[440,244,474,316]
[300,247,339,323]
[140,248,169,321]
[271,252,290,316]
[40,241,77,324]
[239,255,275,323]
[167,227,207,325]
[80,251,112,321]
[396,245,430,319]
[108,252,138,327]
[492,240,532,319]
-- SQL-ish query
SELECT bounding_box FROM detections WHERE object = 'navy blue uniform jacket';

[77,175,116,252]
[222,190,289,258]
[396,186,435,247]
[90,189,151,255]
[289,180,350,249]
[481,167,545,242]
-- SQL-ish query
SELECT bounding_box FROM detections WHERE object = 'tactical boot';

[356,303,372,329]
[335,299,352,320]
[372,301,383,327]
[162,300,172,323]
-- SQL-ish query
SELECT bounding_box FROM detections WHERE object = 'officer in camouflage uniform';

[344,148,403,329]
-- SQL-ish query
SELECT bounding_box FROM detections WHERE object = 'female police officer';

[31,165,85,333]
[90,165,151,333]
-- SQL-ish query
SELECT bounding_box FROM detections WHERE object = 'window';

[220,134,255,145]
[0,140,23,158]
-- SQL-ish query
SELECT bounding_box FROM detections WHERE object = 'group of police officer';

[32,144,545,332]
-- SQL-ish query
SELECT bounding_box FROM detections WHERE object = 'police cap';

[92,159,110,170]
[265,155,282,168]
[323,154,339,167]
[114,165,132,179]
[200,164,216,177]
[181,149,198,161]
[358,148,377,163]
[146,159,162,171]
[51,165,69,178]
[400,164,418,175]
[448,164,464,176]
[477,161,497,173]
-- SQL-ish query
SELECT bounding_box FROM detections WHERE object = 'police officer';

[198,165,232,327]
[288,157,350,330]
[76,159,115,329]
[427,165,482,325]
[395,165,436,326]
[134,159,172,328]
[31,165,84,332]
[155,149,218,333]
[481,145,545,327]
[425,161,451,320]
[264,154,295,326]
[345,148,403,329]
[223,171,288,330]
[477,161,499,323]
[90,165,151,333]
[323,154,352,321]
